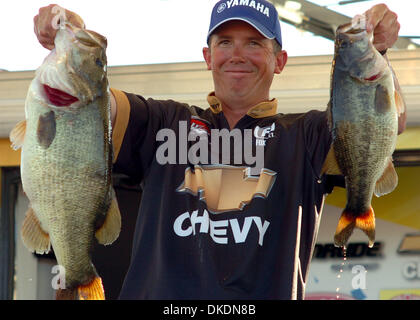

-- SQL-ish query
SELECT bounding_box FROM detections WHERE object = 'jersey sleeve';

[110,88,191,183]
[303,110,345,193]
[303,110,332,177]
[111,88,130,163]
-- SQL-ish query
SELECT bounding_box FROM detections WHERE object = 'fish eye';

[96,58,103,68]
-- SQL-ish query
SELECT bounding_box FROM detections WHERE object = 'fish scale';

[322,19,403,248]
[10,22,121,300]
[23,98,109,287]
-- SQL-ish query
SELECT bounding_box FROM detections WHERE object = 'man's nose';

[230,44,246,63]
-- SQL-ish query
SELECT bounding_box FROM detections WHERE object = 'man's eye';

[218,40,231,46]
[249,41,261,47]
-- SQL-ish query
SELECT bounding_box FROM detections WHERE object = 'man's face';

[203,20,287,107]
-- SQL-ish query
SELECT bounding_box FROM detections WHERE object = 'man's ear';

[203,47,212,70]
[274,50,288,74]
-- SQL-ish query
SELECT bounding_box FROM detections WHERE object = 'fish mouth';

[337,14,367,36]
[337,27,366,42]
[43,84,79,107]
[364,72,383,82]
[337,19,368,42]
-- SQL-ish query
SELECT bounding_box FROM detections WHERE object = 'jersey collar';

[206,92,278,119]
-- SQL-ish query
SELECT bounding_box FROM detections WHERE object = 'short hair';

[272,39,283,55]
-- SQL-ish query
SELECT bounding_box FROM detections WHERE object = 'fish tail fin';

[55,277,105,300]
[77,276,105,300]
[56,288,78,300]
[334,207,375,248]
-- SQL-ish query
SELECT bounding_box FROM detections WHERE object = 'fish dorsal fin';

[390,65,406,116]
[21,207,51,254]
[374,157,398,197]
[9,120,27,150]
[395,89,406,116]
[95,189,121,245]
[321,145,343,176]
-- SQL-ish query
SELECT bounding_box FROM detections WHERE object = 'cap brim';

[207,17,275,44]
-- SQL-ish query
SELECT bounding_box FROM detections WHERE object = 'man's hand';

[365,4,400,53]
[34,4,85,50]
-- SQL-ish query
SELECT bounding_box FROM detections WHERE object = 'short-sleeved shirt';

[110,88,333,299]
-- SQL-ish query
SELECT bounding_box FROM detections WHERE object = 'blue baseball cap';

[207,0,282,47]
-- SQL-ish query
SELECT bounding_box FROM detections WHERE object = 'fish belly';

[332,74,397,214]
[21,98,110,287]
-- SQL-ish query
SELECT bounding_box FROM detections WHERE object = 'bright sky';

[1,0,419,71]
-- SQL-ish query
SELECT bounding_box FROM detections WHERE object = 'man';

[34,1,403,299]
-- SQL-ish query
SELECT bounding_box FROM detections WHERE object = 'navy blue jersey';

[111,89,333,299]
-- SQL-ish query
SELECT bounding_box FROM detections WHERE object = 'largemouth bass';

[322,15,405,248]
[9,21,121,300]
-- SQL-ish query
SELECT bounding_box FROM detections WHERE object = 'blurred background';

[1,0,420,300]
[1,0,419,71]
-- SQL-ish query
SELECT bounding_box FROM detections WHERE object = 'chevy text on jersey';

[110,88,332,299]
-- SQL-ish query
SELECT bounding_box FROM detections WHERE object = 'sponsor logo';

[313,242,382,259]
[219,0,270,18]
[176,165,276,213]
[217,2,227,13]
[402,261,420,280]
[398,233,420,254]
[173,209,270,246]
[305,292,355,300]
[190,117,210,136]
[380,289,420,300]
[254,122,275,146]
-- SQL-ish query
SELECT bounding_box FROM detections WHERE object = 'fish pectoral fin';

[37,111,56,149]
[9,120,27,150]
[334,207,375,249]
[374,158,398,197]
[374,84,392,114]
[321,145,343,176]
[21,206,51,254]
[95,191,121,246]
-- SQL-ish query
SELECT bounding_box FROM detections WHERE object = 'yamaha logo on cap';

[217,2,227,13]
[207,0,283,47]
[216,1,271,17]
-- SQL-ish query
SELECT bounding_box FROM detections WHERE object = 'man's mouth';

[225,70,252,73]
[43,84,79,106]
[224,70,253,78]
